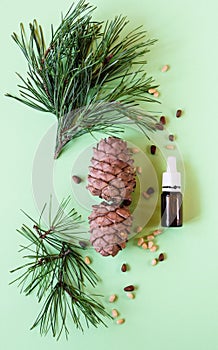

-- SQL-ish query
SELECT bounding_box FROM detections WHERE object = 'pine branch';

[10,197,111,339]
[6,0,158,158]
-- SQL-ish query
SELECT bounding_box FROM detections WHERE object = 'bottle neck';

[162,185,181,193]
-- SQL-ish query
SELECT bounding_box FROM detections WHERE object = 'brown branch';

[33,225,53,239]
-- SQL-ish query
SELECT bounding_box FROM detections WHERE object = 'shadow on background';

[182,160,201,223]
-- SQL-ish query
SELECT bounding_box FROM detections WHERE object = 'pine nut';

[142,242,148,249]
[84,256,91,264]
[169,134,175,142]
[148,241,154,249]
[117,318,125,325]
[72,175,82,184]
[150,145,156,155]
[124,285,135,292]
[109,294,117,303]
[127,293,134,299]
[121,263,127,272]
[148,88,157,94]
[137,237,144,246]
[160,116,166,124]
[136,166,142,174]
[131,147,139,154]
[161,64,169,72]
[142,191,150,199]
[158,253,165,262]
[176,109,182,118]
[152,258,158,266]
[147,235,154,241]
[136,226,143,234]
[153,229,162,236]
[112,309,119,318]
[146,187,154,195]
[150,245,157,252]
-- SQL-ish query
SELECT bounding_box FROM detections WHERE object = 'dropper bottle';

[161,156,183,227]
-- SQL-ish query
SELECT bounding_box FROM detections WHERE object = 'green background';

[1,0,218,349]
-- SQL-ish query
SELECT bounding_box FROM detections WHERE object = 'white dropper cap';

[162,156,181,192]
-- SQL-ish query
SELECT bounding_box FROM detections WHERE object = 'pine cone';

[89,202,132,257]
[87,137,136,205]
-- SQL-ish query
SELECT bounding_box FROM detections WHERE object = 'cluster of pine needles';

[6,0,158,158]
[11,197,111,339]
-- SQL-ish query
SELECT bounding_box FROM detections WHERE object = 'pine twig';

[54,101,157,158]
[6,0,158,158]
[10,197,111,339]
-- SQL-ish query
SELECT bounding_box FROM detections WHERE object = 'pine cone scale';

[88,167,115,182]
[87,186,101,196]
[115,207,130,219]
[87,177,108,190]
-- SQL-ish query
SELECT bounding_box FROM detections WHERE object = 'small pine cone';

[87,137,136,205]
[89,202,133,257]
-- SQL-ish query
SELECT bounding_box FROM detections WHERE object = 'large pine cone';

[89,202,132,257]
[87,137,136,205]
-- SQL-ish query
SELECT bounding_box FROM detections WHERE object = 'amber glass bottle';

[161,157,183,227]
[161,191,183,227]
